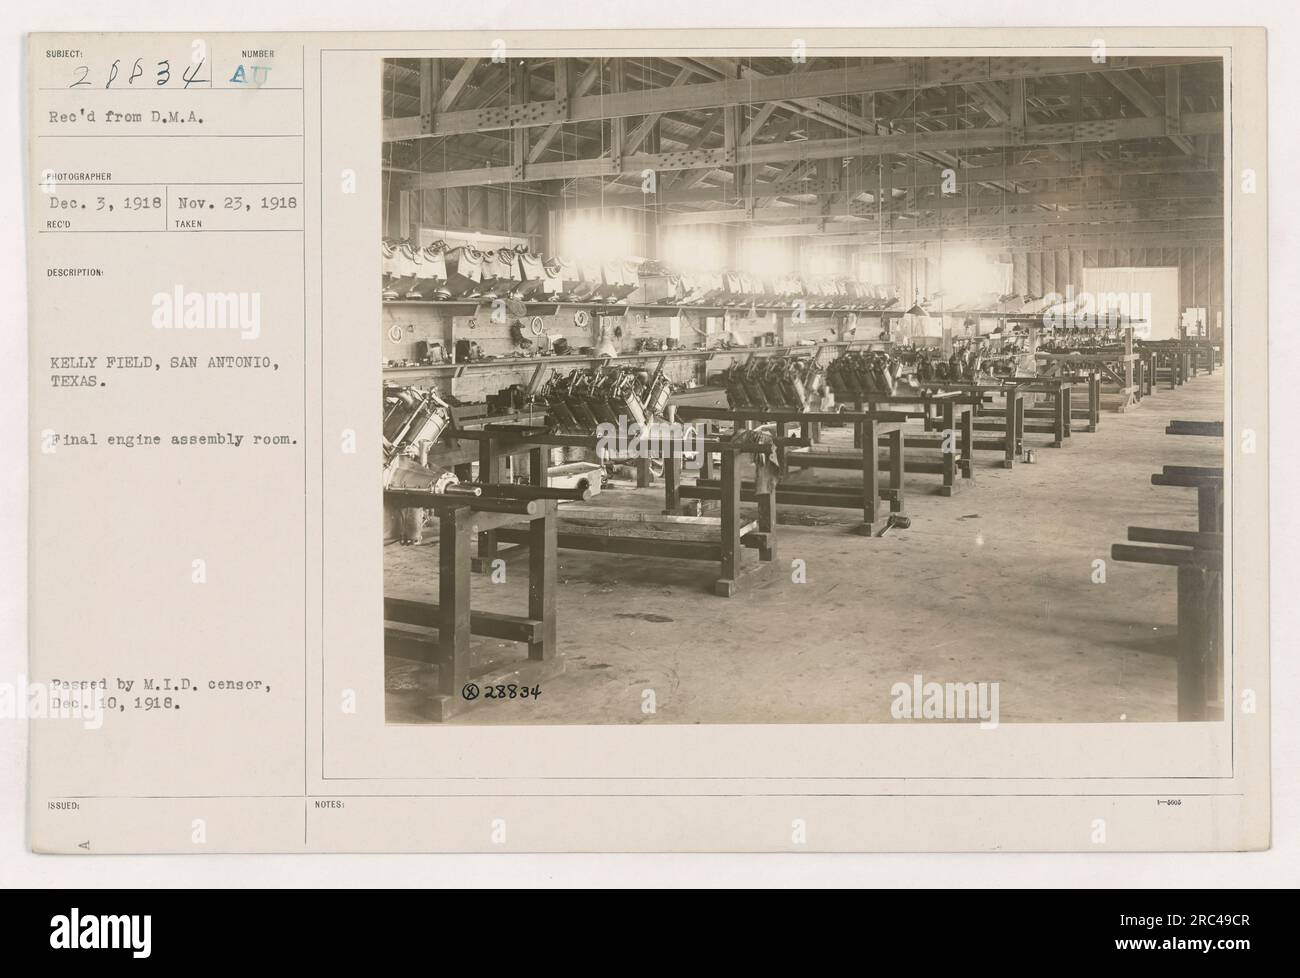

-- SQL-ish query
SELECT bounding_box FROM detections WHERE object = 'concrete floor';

[386,372,1224,725]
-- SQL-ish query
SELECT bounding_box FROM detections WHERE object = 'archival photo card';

[24,27,1269,853]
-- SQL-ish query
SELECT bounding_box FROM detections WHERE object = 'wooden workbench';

[383,490,563,721]
[458,425,781,596]
[674,406,911,533]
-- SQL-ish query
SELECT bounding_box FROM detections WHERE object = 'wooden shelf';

[381,297,905,319]
[382,337,895,379]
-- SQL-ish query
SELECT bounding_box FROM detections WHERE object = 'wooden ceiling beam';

[1106,67,1195,155]
[383,55,1217,141]
[396,109,1223,190]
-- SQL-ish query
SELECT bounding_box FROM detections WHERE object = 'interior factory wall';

[549,205,660,263]
[1082,266,1181,340]
[1003,246,1225,340]
[890,254,932,306]
[383,182,548,249]
[887,246,1223,336]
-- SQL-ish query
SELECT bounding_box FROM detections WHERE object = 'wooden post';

[438,506,473,697]
[940,401,956,495]
[1207,570,1223,709]
[1123,327,1135,391]
[960,405,975,482]
[757,477,777,562]
[716,450,741,596]
[1176,565,1211,721]
[1002,390,1018,467]
[663,450,680,512]
[527,510,557,661]
[860,418,880,532]
[1198,485,1223,533]
[888,427,905,512]
[1015,394,1026,454]
[529,446,546,487]
[476,436,500,569]
[1048,385,1063,447]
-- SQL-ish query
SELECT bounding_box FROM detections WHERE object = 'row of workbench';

[383,348,1217,720]
[672,374,1093,524]
[1036,337,1220,409]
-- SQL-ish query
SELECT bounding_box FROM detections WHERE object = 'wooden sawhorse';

[674,406,910,535]
[383,489,562,721]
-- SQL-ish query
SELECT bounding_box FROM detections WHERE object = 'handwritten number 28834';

[70,58,207,89]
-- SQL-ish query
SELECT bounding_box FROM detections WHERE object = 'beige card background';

[21,25,1269,854]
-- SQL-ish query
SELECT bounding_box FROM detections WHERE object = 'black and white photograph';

[378,53,1228,727]
[11,9,1285,881]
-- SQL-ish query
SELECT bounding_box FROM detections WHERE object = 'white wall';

[1082,266,1180,340]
